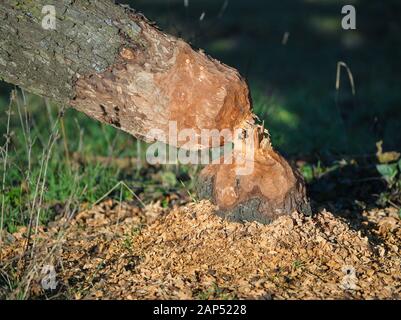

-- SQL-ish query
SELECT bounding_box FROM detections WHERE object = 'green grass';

[2,161,124,232]
[0,93,122,232]
[0,90,197,234]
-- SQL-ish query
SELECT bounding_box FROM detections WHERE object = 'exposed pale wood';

[196,133,311,224]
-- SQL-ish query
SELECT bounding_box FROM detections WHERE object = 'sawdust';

[1,200,400,299]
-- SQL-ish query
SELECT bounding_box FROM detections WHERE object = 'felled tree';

[0,0,310,224]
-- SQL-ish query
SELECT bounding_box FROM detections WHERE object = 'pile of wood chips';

[1,200,400,299]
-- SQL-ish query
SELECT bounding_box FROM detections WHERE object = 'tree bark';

[0,0,311,224]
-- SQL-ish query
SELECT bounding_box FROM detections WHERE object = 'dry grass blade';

[336,61,356,96]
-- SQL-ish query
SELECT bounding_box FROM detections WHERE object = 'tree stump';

[196,126,311,224]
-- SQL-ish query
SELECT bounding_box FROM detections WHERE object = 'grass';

[0,92,119,232]
[0,89,198,235]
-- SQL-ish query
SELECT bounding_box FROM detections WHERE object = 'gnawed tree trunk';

[0,0,251,147]
[0,0,311,223]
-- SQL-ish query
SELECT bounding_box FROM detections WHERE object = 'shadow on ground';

[307,158,391,246]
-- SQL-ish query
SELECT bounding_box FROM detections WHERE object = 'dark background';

[123,0,401,156]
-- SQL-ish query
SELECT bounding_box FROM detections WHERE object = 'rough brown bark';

[0,0,310,224]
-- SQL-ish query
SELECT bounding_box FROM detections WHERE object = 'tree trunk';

[0,0,311,224]
[0,0,252,147]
